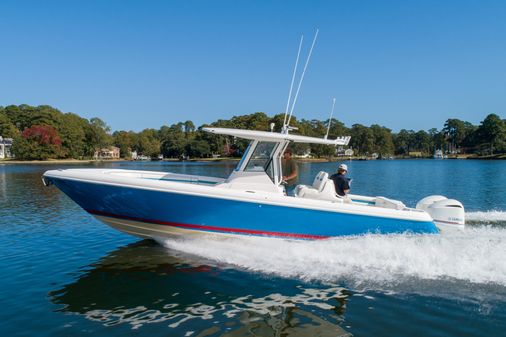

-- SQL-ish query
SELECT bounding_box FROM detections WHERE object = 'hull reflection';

[50,240,352,336]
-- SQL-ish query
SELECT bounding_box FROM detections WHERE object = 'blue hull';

[49,178,438,239]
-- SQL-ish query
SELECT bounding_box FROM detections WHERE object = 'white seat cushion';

[312,171,329,192]
[295,172,342,203]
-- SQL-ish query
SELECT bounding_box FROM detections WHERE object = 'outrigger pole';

[283,29,319,133]
[282,35,303,129]
[324,97,336,140]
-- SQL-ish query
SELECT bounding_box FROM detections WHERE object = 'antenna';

[283,35,303,129]
[325,97,336,139]
[285,28,319,129]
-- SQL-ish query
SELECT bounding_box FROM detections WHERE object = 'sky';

[1,0,505,132]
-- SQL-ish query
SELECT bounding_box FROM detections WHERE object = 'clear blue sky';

[1,0,505,132]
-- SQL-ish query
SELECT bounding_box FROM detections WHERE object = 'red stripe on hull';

[87,209,329,240]
[434,219,464,225]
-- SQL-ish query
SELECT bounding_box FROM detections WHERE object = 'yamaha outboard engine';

[416,195,465,229]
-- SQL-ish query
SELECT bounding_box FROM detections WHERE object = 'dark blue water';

[1,160,505,336]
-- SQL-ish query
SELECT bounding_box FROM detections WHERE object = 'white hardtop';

[202,127,351,194]
[203,127,351,146]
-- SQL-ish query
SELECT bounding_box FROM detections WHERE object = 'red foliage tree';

[12,125,63,160]
[22,125,62,146]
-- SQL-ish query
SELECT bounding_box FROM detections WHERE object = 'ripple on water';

[2,161,506,337]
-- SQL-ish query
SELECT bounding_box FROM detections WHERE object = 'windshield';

[244,142,277,175]
[234,142,252,171]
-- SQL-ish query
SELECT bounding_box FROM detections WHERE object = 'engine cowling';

[416,195,465,228]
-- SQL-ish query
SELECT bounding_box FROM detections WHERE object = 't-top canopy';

[203,127,351,146]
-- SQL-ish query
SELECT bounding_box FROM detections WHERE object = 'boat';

[42,32,465,240]
[42,126,465,240]
[434,149,445,159]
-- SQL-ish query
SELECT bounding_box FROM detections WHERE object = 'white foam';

[466,210,506,223]
[160,226,506,290]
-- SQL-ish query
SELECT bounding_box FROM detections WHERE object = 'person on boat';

[330,163,351,197]
[282,148,298,195]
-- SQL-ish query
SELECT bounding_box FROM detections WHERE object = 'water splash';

[159,212,506,300]
[466,210,506,224]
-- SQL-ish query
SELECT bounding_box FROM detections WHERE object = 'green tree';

[370,124,394,156]
[185,139,211,158]
[393,129,411,155]
[90,117,111,133]
[413,130,431,154]
[58,113,88,158]
[350,124,374,155]
[3,104,33,130]
[0,111,18,138]
[194,127,227,156]
[460,123,478,151]
[160,123,187,158]
[85,117,112,156]
[113,131,136,158]
[137,129,160,157]
[443,118,476,153]
[476,114,506,154]
[428,128,447,152]
[183,120,195,137]
[29,105,63,128]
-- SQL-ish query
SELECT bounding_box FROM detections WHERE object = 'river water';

[0,159,505,336]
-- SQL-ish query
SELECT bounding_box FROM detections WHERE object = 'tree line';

[0,104,504,160]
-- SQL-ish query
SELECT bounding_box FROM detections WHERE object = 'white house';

[0,136,13,159]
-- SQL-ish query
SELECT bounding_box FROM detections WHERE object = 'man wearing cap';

[330,163,351,197]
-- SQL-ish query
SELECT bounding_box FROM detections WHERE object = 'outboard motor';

[416,195,465,229]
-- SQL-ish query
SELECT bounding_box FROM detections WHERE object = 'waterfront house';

[0,136,13,159]
[93,146,120,160]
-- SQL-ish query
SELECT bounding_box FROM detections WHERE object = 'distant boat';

[434,149,445,159]
[136,155,151,161]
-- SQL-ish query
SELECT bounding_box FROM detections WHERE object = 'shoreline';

[1,154,505,165]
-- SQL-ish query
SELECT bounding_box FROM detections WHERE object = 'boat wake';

[159,210,506,300]
[466,210,506,225]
